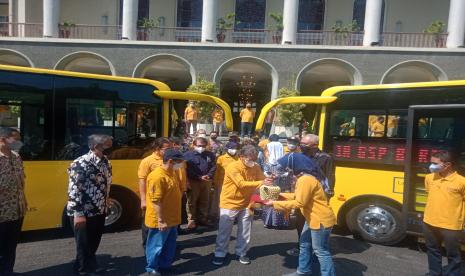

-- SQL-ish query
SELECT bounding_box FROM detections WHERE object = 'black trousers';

[264,123,272,137]
[295,208,306,244]
[423,223,463,276]
[70,214,106,273]
[0,218,23,276]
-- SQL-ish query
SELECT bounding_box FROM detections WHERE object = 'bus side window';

[0,93,50,160]
[386,111,407,138]
[416,117,455,140]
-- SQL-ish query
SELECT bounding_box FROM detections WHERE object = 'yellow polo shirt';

[423,172,465,231]
[240,108,255,123]
[138,152,164,179]
[213,153,239,188]
[220,160,264,210]
[273,174,336,230]
[371,121,385,137]
[145,167,182,228]
[212,110,224,123]
[185,106,198,121]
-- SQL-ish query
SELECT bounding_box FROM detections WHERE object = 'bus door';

[403,104,465,238]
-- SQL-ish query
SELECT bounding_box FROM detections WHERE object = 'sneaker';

[212,256,225,266]
[238,255,251,265]
[286,248,300,257]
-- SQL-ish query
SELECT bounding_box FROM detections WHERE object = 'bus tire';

[105,187,139,232]
[346,202,406,246]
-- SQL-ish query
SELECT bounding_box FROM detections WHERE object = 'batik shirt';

[67,151,112,217]
[0,151,27,223]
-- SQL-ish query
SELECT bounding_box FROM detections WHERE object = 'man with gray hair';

[67,134,113,275]
[0,127,26,276]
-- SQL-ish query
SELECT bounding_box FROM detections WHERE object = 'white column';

[201,0,217,42]
[446,0,465,48]
[362,0,383,46]
[282,0,299,44]
[122,0,138,40]
[8,0,17,36]
[43,0,60,38]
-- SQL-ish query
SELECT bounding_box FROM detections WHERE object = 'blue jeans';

[145,227,177,273]
[298,222,335,276]
[241,122,253,137]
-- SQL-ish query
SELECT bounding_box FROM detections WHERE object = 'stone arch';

[54,51,115,75]
[133,54,196,91]
[296,58,362,96]
[0,49,34,67]
[380,60,448,84]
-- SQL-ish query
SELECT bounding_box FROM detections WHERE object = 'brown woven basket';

[259,185,281,201]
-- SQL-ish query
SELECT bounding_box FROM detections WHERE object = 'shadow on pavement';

[21,254,146,276]
[330,236,371,255]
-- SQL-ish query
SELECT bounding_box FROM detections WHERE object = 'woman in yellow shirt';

[265,153,336,276]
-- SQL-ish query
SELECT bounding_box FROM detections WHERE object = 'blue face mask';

[429,163,443,173]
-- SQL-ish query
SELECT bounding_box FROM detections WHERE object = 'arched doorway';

[54,52,115,75]
[0,49,33,67]
[133,54,196,134]
[381,60,447,84]
[214,57,278,132]
[296,58,362,125]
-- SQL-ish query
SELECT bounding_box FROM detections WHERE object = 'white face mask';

[244,159,255,168]
[197,134,206,138]
[228,149,237,156]
[194,146,205,154]
[288,144,297,151]
[173,163,183,170]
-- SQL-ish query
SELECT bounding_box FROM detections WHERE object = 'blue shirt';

[183,150,216,180]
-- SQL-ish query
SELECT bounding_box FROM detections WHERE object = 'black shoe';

[238,255,251,265]
[286,248,300,257]
[212,256,225,266]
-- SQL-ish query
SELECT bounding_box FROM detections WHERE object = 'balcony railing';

[380,32,448,48]
[0,23,450,48]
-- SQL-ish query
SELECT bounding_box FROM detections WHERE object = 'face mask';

[288,144,297,151]
[244,159,255,168]
[173,163,183,170]
[429,163,443,173]
[210,136,218,140]
[228,149,237,156]
[7,138,23,152]
[194,146,205,154]
[197,134,206,138]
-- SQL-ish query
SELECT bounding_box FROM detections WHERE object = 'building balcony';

[0,22,449,49]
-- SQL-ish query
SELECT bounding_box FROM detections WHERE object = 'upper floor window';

[177,0,203,28]
[352,0,385,32]
[235,0,266,30]
[298,0,325,31]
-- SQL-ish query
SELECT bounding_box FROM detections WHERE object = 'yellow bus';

[256,82,465,245]
[0,65,233,232]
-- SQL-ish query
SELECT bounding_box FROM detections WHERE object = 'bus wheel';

[105,188,138,232]
[346,202,406,245]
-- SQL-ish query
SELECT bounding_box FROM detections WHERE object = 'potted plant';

[186,78,219,131]
[216,13,236,43]
[59,21,75,38]
[275,87,305,136]
[137,17,157,41]
[331,20,360,45]
[424,20,446,47]
[269,12,283,44]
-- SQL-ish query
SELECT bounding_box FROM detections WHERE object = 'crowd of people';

[0,124,464,276]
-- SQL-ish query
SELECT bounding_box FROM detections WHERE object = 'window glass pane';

[352,0,385,31]
[416,117,456,140]
[330,110,388,137]
[235,0,266,29]
[0,92,48,160]
[177,0,203,27]
[298,0,325,31]
[387,111,407,138]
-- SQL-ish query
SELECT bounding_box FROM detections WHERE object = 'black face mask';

[301,145,318,156]
[210,136,218,140]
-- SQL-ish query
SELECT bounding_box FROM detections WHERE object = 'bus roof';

[0,64,171,91]
[321,79,465,97]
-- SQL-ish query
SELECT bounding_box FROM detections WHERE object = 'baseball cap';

[287,136,300,145]
[163,149,184,162]
[225,141,239,149]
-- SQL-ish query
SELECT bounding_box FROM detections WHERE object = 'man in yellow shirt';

[145,149,184,275]
[184,102,198,135]
[239,103,255,138]
[209,142,239,221]
[212,106,225,135]
[370,116,385,137]
[212,145,272,266]
[137,138,172,250]
[422,151,465,276]
[265,152,336,276]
